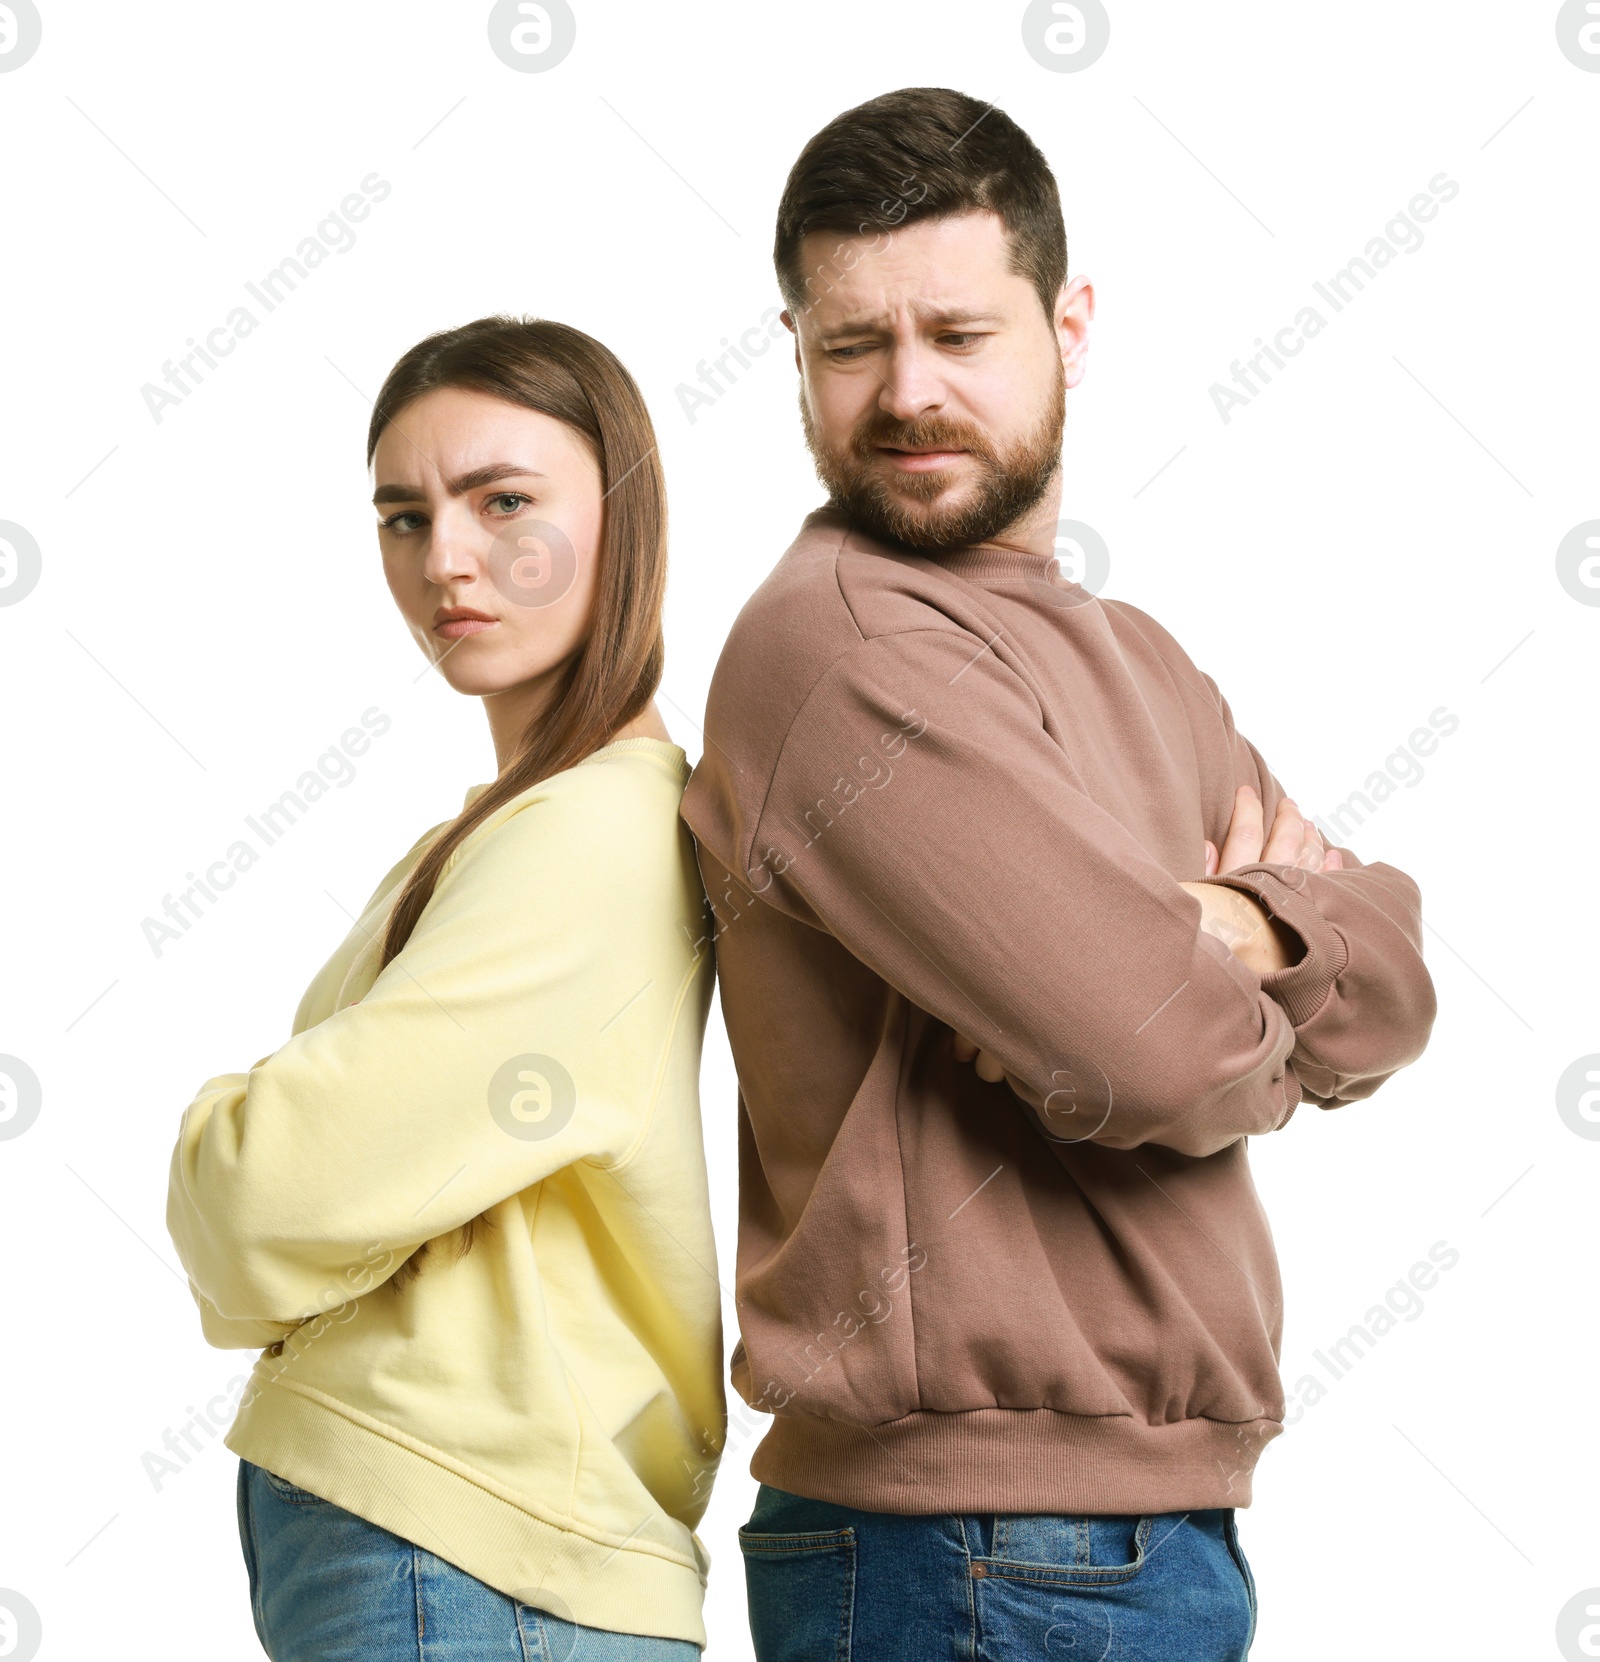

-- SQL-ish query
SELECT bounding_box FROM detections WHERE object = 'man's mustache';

[848,421,994,460]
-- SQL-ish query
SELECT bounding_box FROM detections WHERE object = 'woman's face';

[372,385,604,701]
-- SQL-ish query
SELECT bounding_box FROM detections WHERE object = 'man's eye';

[827,344,872,362]
[940,333,981,347]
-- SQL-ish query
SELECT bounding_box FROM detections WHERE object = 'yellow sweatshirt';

[166,737,724,1648]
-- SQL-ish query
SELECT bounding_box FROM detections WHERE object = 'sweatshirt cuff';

[1197,863,1349,1027]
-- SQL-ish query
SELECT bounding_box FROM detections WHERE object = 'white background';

[1,2,1596,1658]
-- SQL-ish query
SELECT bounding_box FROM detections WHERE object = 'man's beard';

[800,362,1065,555]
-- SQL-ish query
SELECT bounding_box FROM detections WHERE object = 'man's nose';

[876,345,946,422]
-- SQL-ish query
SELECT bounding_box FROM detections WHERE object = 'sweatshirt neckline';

[587,735,689,767]
[805,503,1087,595]
[932,544,1083,589]
[462,737,688,808]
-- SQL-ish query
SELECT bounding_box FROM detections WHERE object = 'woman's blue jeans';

[739,1482,1258,1660]
[236,1458,701,1660]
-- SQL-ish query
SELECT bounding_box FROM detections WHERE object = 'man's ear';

[779,309,801,373]
[1057,275,1095,389]
[779,309,796,334]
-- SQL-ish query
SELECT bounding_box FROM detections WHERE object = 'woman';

[166,316,725,1659]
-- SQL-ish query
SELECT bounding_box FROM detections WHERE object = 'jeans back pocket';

[738,1523,855,1662]
[256,1463,329,1506]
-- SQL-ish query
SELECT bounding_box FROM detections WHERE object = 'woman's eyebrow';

[372,464,547,507]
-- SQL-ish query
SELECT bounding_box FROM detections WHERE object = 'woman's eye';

[379,511,425,534]
[487,492,531,515]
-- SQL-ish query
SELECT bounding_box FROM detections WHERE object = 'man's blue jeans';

[739,1483,1257,1660]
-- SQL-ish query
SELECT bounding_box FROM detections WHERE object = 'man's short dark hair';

[774,87,1068,324]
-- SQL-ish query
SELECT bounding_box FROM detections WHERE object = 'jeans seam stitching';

[738,1525,856,1555]
[237,1462,266,1645]
[411,1542,425,1658]
[1225,1510,1258,1651]
[837,1534,856,1662]
[978,1564,1147,1586]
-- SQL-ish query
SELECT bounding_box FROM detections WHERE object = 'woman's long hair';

[366,316,668,1285]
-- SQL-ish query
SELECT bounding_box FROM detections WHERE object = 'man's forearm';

[1179,880,1307,979]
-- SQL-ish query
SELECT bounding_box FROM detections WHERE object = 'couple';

[166,86,1436,1661]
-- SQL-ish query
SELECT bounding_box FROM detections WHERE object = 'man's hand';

[951,1028,1008,1082]
[1201,782,1344,882]
[951,785,1343,1075]
[1179,784,1342,976]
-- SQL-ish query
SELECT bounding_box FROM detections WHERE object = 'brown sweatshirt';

[680,503,1436,1515]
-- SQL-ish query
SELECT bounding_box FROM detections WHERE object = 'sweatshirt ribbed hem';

[226,1375,709,1649]
[749,1408,1282,1515]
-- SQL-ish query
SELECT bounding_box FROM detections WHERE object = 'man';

[680,86,1435,1660]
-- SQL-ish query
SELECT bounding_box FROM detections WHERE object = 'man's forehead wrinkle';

[815,292,989,336]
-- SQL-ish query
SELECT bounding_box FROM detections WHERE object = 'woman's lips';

[435,617,498,639]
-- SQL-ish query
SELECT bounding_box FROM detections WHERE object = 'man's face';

[784,209,1090,554]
